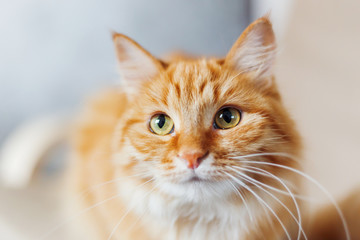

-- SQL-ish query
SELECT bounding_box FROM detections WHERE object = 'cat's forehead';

[159,59,257,108]
[162,59,227,110]
[169,59,219,84]
[138,59,264,128]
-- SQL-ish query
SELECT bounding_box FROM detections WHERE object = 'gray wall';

[0,0,250,142]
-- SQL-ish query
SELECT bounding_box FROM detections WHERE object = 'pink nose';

[179,151,208,169]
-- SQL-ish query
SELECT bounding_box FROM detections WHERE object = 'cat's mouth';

[188,175,202,182]
[183,173,210,183]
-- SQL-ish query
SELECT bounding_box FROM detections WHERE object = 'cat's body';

[67,17,352,240]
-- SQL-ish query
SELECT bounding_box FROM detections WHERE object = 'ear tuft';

[113,33,163,92]
[225,16,276,81]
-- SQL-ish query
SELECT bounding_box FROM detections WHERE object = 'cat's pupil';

[156,115,166,128]
[222,109,233,123]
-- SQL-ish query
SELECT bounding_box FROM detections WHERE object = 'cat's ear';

[113,33,163,92]
[225,16,276,84]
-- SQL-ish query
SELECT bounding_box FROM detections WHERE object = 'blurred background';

[0,0,359,239]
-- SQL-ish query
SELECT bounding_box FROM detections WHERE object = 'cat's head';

[112,17,301,202]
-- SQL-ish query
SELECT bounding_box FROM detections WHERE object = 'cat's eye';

[214,107,241,129]
[149,114,174,135]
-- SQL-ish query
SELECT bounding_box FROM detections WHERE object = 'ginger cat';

[67,17,354,240]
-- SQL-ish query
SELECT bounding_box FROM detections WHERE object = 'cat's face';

[113,18,300,202]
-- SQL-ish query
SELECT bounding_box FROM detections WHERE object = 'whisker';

[224,171,292,240]
[107,182,159,240]
[231,152,302,165]
[39,177,155,240]
[234,166,315,202]
[123,202,150,236]
[236,166,293,193]
[40,193,121,240]
[76,171,152,201]
[238,166,307,240]
[229,166,306,240]
[221,174,254,222]
[237,159,351,240]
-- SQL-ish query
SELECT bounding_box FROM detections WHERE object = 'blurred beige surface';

[277,0,360,199]
[0,176,65,240]
[1,0,360,239]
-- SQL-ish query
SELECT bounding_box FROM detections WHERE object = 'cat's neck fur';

[115,173,288,240]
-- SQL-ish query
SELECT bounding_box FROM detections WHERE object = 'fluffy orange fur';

[68,17,308,240]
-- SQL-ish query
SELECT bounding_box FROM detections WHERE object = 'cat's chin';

[158,179,233,203]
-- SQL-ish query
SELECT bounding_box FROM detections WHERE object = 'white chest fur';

[117,179,261,240]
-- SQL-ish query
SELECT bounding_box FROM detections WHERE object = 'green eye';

[149,114,174,135]
[214,107,241,129]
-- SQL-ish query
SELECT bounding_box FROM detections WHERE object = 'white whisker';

[230,166,306,240]
[235,165,314,202]
[76,171,151,201]
[39,177,154,240]
[231,152,302,165]
[236,158,350,240]
[40,193,121,240]
[222,175,254,222]
[123,201,150,236]
[224,171,291,240]
[107,181,159,240]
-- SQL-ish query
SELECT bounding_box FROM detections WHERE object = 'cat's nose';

[179,151,208,169]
